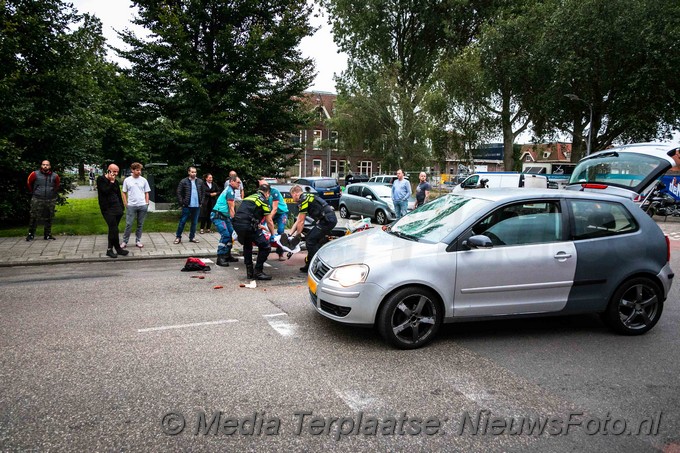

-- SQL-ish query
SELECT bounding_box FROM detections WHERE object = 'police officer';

[288,184,338,273]
[232,184,276,280]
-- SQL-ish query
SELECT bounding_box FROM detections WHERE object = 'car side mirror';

[462,235,493,249]
[365,195,373,200]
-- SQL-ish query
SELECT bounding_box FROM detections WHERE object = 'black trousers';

[234,227,271,271]
[102,212,123,249]
[306,215,337,264]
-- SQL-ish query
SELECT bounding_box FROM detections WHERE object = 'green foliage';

[117,0,316,190]
[0,0,114,224]
[0,197,182,237]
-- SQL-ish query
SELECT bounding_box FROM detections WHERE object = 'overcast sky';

[70,0,347,93]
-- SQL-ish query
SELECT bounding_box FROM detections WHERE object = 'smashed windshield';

[389,194,490,243]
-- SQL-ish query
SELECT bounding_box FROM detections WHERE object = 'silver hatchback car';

[339,182,416,224]
[307,188,673,349]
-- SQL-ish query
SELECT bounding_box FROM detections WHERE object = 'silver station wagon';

[307,143,676,349]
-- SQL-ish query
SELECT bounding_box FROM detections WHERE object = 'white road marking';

[137,319,238,333]
[334,390,379,412]
[264,313,297,337]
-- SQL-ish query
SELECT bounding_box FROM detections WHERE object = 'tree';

[324,0,493,171]
[526,0,680,161]
[117,0,316,193]
[0,0,113,224]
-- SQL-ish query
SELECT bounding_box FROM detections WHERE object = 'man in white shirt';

[121,162,151,248]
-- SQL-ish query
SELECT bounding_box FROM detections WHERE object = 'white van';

[452,172,548,192]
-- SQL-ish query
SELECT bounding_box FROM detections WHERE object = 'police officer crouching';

[288,185,338,273]
[232,184,276,280]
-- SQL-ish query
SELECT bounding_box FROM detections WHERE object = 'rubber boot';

[246,264,254,279]
[299,257,309,273]
[216,255,229,267]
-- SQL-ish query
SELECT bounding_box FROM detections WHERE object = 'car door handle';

[554,252,572,261]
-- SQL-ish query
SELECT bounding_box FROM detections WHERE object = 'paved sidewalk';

[0,232,229,267]
[2,213,680,267]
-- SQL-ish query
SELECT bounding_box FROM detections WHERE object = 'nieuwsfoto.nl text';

[160,410,662,440]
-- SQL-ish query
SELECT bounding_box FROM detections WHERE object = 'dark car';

[271,183,317,217]
[294,177,341,208]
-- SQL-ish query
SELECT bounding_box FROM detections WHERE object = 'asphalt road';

[1,254,679,452]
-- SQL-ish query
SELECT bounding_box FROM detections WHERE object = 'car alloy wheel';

[603,277,663,335]
[377,287,442,349]
[339,205,349,219]
[375,209,387,225]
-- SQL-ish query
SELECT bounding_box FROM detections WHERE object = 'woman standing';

[199,173,220,233]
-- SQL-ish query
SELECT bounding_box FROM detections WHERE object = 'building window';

[338,160,346,177]
[330,160,338,177]
[331,131,338,149]
[313,130,322,150]
[313,159,322,176]
[359,161,372,175]
[525,155,532,162]
[543,151,551,159]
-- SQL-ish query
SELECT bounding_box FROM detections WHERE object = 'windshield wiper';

[388,230,419,242]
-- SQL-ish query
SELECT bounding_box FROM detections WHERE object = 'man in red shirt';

[26,160,60,241]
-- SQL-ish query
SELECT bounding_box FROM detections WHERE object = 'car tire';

[339,205,350,219]
[377,287,442,349]
[375,209,388,225]
[602,277,663,335]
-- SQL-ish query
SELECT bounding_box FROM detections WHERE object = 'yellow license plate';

[284,198,293,204]
[307,274,317,295]
[324,191,334,195]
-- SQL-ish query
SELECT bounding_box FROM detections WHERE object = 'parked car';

[452,172,547,191]
[271,183,317,217]
[566,142,678,201]
[308,185,673,349]
[345,173,370,184]
[339,182,416,224]
[368,174,409,184]
[294,177,341,208]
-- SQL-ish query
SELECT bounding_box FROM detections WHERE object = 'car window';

[472,201,563,246]
[569,200,638,240]
[569,153,666,190]
[347,185,361,196]
[360,187,373,198]
[462,175,479,189]
[297,179,309,185]
[314,179,339,189]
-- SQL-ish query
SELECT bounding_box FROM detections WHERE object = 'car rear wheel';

[339,205,350,219]
[377,287,442,349]
[375,209,388,225]
[602,277,663,335]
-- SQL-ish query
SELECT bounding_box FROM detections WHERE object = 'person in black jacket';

[97,164,129,259]
[174,166,205,244]
[199,173,220,234]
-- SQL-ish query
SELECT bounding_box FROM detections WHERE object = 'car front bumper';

[307,261,384,325]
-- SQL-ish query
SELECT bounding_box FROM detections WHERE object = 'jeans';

[394,199,408,220]
[211,212,233,256]
[176,207,200,240]
[28,198,56,236]
[123,204,148,244]
[273,213,288,235]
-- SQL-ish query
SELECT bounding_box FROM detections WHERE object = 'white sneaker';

[120,242,127,249]
[136,242,144,248]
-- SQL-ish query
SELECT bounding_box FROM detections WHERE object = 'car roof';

[272,183,317,193]
[584,142,676,165]
[452,187,639,204]
[296,176,337,181]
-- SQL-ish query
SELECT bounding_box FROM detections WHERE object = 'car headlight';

[328,264,369,287]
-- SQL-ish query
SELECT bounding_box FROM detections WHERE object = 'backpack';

[181,257,211,272]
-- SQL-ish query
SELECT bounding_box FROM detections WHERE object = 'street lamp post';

[565,94,593,156]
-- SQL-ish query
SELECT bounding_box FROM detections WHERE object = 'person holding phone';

[97,164,129,258]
